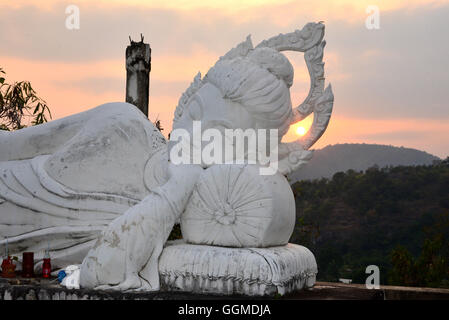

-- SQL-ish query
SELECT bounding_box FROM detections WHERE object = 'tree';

[388,213,449,288]
[388,245,415,286]
[291,163,449,287]
[0,67,51,131]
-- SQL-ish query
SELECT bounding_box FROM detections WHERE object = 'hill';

[288,143,440,183]
[289,161,449,288]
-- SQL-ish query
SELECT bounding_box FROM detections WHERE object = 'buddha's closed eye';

[202,120,233,132]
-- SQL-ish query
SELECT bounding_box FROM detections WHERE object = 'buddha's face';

[169,82,258,165]
[172,82,255,135]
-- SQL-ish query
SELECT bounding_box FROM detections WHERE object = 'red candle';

[22,252,35,278]
[42,250,51,278]
[1,256,16,278]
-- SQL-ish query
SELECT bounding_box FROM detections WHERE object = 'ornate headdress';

[173,22,334,175]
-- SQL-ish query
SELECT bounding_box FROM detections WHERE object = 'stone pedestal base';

[158,241,318,296]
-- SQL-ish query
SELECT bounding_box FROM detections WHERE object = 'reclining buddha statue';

[0,22,333,295]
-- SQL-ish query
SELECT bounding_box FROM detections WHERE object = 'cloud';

[324,5,449,120]
[53,76,124,94]
[2,1,447,62]
[0,0,448,158]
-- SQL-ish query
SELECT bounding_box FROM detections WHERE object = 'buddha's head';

[169,23,334,174]
[172,45,294,141]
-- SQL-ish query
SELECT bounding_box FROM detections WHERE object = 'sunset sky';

[0,0,448,158]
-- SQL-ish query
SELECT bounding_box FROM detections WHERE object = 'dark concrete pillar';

[125,34,151,117]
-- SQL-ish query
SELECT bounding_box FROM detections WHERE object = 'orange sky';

[1,0,448,158]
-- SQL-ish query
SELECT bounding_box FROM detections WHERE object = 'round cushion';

[181,164,295,247]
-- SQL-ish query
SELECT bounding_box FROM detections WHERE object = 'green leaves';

[0,67,52,130]
[389,228,449,288]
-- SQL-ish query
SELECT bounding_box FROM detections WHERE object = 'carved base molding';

[159,241,318,296]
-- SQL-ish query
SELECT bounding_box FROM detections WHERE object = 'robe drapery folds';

[0,103,169,269]
[0,155,138,267]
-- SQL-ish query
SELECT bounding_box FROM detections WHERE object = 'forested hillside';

[289,159,449,288]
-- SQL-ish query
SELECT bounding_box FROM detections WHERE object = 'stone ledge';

[1,278,448,300]
[0,278,259,300]
[283,282,449,300]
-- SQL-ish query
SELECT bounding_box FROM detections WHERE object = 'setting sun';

[282,116,313,142]
[296,126,306,136]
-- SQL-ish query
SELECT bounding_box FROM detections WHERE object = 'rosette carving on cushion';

[181,164,295,248]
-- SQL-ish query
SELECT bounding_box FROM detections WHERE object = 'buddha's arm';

[80,163,203,291]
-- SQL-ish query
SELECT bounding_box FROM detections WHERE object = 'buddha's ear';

[219,35,253,61]
[257,22,333,151]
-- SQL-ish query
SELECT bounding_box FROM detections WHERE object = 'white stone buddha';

[0,22,333,295]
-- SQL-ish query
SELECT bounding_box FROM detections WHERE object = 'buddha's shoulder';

[83,102,166,147]
[88,102,150,122]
